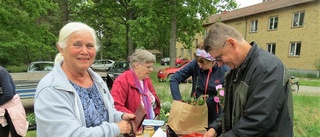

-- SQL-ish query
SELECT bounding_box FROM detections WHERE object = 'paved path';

[296,85,320,95]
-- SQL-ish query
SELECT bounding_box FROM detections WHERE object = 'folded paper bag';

[167,100,208,135]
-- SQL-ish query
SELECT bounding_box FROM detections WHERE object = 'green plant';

[159,101,171,123]
[27,113,36,126]
[214,84,225,107]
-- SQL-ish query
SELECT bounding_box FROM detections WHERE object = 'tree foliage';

[0,0,58,65]
[0,0,237,67]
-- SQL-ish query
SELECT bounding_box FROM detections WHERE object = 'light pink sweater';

[0,94,28,136]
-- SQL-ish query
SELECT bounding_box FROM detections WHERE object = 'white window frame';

[195,39,198,47]
[292,12,305,27]
[203,30,208,39]
[267,43,276,55]
[188,48,192,57]
[289,42,301,56]
[250,20,258,32]
[268,16,278,30]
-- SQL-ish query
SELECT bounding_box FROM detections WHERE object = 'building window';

[203,30,208,39]
[267,43,276,55]
[180,48,184,57]
[289,42,301,56]
[195,39,198,47]
[292,12,304,27]
[250,20,258,32]
[188,48,192,57]
[268,16,278,30]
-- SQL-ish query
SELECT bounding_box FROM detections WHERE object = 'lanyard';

[204,68,212,95]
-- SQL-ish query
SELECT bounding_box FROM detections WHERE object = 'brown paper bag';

[168,100,208,135]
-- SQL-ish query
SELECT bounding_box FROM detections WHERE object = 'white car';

[91,59,115,71]
[27,61,54,72]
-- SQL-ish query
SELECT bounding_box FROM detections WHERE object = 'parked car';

[160,57,170,66]
[107,61,130,80]
[175,58,189,66]
[27,61,54,72]
[157,62,191,82]
[91,59,115,71]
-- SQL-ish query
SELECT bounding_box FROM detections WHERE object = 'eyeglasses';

[140,63,153,70]
[214,40,227,61]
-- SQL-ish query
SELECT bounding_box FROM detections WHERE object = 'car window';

[95,61,103,65]
[29,62,54,72]
[114,62,128,69]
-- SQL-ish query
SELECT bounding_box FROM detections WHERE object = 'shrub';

[5,65,28,73]
[27,113,36,126]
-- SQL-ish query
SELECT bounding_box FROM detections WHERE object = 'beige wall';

[200,1,320,71]
[175,33,204,60]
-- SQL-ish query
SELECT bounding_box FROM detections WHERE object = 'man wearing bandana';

[170,42,230,125]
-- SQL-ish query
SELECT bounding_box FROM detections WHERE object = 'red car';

[175,58,189,66]
[157,62,190,82]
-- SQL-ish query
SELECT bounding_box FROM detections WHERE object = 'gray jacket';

[209,42,294,137]
[34,62,124,137]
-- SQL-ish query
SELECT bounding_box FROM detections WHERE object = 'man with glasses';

[170,42,230,126]
[203,23,293,137]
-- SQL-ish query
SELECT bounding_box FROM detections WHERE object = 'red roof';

[204,0,315,26]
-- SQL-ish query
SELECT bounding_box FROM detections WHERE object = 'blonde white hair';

[129,49,156,68]
[57,22,100,51]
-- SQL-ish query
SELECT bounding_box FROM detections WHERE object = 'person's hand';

[136,128,143,135]
[203,128,218,137]
[116,120,132,134]
[122,113,136,121]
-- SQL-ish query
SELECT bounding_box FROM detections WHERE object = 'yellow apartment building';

[176,0,320,74]
[175,33,204,61]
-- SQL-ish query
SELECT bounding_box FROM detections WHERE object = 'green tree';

[92,0,143,57]
[0,0,59,66]
[69,0,128,60]
[165,0,238,66]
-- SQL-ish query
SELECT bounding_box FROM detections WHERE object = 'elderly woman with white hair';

[34,22,136,137]
[111,49,161,122]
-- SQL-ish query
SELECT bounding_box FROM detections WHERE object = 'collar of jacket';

[50,62,105,92]
[232,42,259,82]
[120,70,152,90]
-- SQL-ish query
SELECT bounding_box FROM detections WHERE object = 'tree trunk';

[126,23,134,57]
[126,8,135,56]
[55,0,69,25]
[169,1,177,67]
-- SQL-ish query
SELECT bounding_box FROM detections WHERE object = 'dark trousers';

[0,110,22,137]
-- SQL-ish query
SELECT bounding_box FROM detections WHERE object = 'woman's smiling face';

[61,30,96,71]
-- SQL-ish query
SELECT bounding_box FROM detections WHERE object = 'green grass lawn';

[299,78,320,87]
[293,94,320,136]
